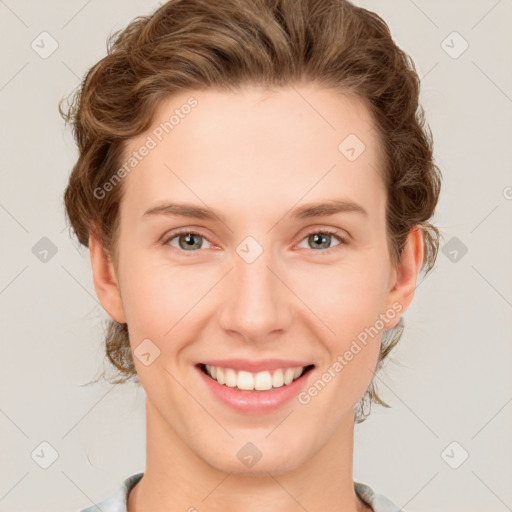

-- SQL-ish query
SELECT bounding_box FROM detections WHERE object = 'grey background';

[1,1,511,511]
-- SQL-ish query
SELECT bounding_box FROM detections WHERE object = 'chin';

[209,455,305,477]
[198,437,312,477]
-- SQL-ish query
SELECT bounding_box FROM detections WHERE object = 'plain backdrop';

[0,1,511,511]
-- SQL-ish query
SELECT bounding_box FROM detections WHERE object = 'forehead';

[120,84,385,221]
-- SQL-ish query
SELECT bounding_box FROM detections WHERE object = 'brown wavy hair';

[60,0,442,422]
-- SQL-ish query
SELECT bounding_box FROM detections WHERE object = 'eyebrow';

[142,202,227,223]
[293,199,368,219]
[142,199,368,222]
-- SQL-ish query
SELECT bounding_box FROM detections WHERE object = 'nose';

[217,242,292,343]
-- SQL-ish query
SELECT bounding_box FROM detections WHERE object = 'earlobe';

[384,226,424,328]
[89,231,126,324]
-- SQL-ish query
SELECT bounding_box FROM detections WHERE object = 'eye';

[296,229,346,251]
[163,230,213,252]
[162,228,347,253]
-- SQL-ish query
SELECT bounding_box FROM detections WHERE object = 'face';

[92,83,418,476]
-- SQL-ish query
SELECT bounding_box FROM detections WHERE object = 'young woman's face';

[99,84,413,475]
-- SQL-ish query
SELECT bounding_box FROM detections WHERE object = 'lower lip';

[197,365,314,414]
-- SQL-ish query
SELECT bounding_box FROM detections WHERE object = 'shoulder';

[354,481,405,512]
[75,472,144,512]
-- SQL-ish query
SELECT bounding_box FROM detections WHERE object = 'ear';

[89,230,126,324]
[384,226,424,329]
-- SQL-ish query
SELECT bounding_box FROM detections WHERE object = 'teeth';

[225,368,237,387]
[255,371,272,391]
[283,367,295,385]
[238,370,256,390]
[272,369,284,388]
[216,367,225,385]
[203,364,307,391]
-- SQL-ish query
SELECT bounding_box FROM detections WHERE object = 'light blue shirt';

[77,472,405,512]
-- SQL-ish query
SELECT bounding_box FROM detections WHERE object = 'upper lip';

[199,359,314,373]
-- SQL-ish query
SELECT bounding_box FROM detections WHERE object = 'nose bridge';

[218,236,288,340]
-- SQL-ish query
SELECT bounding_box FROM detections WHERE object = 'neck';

[128,399,370,512]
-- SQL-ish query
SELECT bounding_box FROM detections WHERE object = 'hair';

[60,0,442,422]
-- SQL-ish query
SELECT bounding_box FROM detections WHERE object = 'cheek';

[117,252,216,346]
[290,258,388,391]
[296,265,386,409]
[291,256,390,340]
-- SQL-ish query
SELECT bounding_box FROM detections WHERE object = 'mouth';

[197,363,315,392]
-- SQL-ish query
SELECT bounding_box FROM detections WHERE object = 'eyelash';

[162,228,347,255]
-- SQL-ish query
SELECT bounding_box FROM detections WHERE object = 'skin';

[89,83,423,512]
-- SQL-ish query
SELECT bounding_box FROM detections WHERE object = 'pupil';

[311,233,328,249]
[181,233,201,249]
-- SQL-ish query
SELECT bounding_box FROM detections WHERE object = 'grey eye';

[166,231,212,251]
[297,231,343,251]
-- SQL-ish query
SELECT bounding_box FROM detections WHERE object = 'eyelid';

[302,226,347,241]
[162,228,216,250]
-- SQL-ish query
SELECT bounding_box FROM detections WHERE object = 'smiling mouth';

[198,363,315,391]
